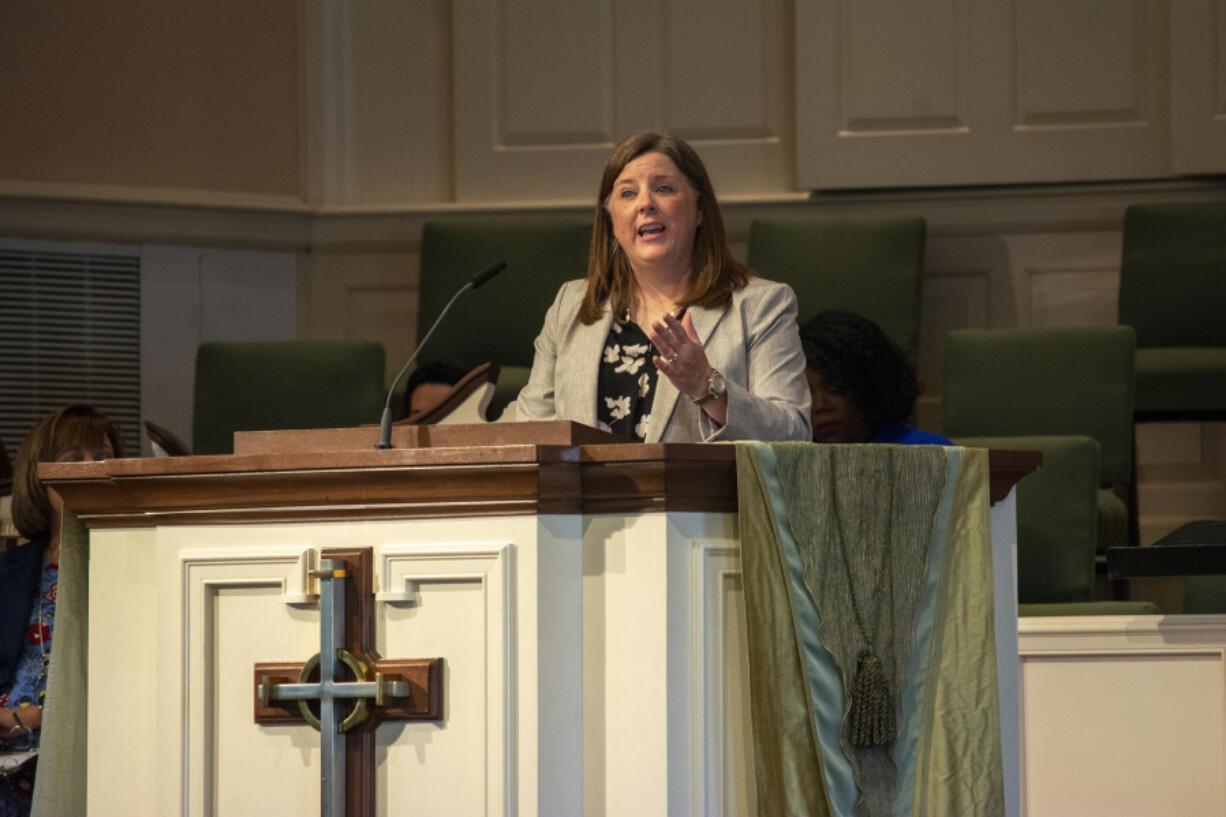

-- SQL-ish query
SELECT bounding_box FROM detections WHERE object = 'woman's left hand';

[650,311,712,398]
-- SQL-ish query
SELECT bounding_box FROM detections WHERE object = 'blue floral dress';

[0,557,55,816]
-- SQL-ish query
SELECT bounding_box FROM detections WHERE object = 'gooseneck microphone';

[375,260,507,449]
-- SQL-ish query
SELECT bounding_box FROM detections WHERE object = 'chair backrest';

[1119,202,1226,348]
[942,326,1136,487]
[417,219,593,371]
[1184,576,1226,614]
[193,340,386,455]
[747,216,926,360]
[956,434,1100,604]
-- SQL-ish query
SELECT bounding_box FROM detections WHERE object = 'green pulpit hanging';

[736,443,1001,817]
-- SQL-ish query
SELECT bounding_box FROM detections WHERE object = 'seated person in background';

[1,405,124,816]
[510,131,811,442]
[399,360,471,419]
[799,310,951,445]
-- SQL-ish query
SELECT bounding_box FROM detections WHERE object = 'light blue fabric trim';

[891,446,962,817]
[752,443,859,817]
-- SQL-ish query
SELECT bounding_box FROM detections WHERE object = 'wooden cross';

[253,547,443,817]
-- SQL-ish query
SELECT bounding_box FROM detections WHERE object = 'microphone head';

[470,260,507,290]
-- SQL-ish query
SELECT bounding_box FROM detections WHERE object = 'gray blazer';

[509,277,812,442]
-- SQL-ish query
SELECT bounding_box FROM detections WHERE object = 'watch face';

[711,370,726,395]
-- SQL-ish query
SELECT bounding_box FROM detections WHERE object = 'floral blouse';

[597,318,660,441]
[0,558,56,753]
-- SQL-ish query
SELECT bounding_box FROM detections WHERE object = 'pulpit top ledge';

[39,421,1038,528]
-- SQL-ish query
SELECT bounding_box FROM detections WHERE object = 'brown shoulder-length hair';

[578,131,752,324]
[11,404,125,538]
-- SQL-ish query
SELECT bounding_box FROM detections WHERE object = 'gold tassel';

[848,648,896,748]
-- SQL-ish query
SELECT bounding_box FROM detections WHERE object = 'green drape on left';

[31,512,88,817]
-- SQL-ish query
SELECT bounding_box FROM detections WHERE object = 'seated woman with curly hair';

[799,310,951,445]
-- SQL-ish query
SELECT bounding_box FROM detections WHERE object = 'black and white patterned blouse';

[596,318,659,441]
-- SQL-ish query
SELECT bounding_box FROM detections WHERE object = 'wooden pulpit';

[42,423,1036,817]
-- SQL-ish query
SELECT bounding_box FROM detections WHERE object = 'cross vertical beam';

[333,547,375,817]
[318,557,347,817]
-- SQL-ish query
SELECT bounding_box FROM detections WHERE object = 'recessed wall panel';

[1027,268,1118,328]
[1137,423,1206,468]
[841,0,965,131]
[1171,0,1226,173]
[1218,2,1226,116]
[664,0,773,138]
[1015,0,1144,125]
[919,270,989,393]
[455,0,790,199]
[1021,651,1226,816]
[498,0,615,145]
[797,0,1170,188]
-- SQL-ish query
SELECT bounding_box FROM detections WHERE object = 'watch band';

[690,369,726,406]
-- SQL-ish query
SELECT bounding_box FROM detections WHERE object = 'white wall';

[140,246,297,455]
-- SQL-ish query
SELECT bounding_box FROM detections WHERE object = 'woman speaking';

[511,132,811,443]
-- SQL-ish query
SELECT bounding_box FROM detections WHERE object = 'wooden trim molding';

[40,426,1038,528]
[3,178,1224,253]
[983,448,1045,504]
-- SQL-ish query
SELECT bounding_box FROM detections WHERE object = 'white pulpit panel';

[209,580,322,817]
[376,540,513,817]
[175,546,324,817]
[692,544,758,816]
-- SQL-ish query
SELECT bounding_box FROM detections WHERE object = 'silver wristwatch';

[690,368,727,406]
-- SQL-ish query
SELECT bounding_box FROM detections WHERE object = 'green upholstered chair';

[962,435,1100,605]
[942,327,1137,556]
[416,219,593,419]
[747,216,926,360]
[1184,577,1226,614]
[1119,202,1226,422]
[957,434,1157,615]
[192,340,386,455]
